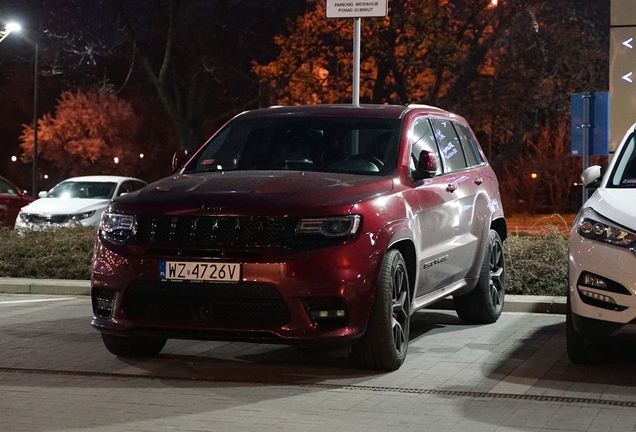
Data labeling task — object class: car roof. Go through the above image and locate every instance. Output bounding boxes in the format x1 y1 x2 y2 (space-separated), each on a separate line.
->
234 104 457 121
58 175 146 183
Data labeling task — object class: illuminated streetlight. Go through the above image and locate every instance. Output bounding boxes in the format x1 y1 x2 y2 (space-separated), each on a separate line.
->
0 22 21 44
114 157 120 164
11 155 17 162
139 153 144 159
530 172 538 180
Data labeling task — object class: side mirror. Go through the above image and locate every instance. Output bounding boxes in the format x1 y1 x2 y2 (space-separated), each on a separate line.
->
171 150 191 173
38 191 47 198
581 165 602 189
412 150 438 181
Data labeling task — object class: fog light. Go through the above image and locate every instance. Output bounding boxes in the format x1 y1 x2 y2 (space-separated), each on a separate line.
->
583 273 607 289
303 298 348 327
580 289 616 305
314 309 345 319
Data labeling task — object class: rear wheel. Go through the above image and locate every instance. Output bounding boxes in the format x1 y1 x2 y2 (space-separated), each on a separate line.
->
101 333 167 357
454 229 505 324
350 249 410 371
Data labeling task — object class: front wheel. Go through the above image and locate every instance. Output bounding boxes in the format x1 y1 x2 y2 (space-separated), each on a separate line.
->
566 296 607 365
101 333 167 357
454 229 505 324
350 249 410 371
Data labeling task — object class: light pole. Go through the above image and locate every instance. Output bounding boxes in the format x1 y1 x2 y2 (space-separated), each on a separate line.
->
32 40 38 197
0 22 39 197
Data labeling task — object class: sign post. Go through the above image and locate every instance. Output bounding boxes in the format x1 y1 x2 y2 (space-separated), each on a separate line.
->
325 1 388 106
571 91 609 204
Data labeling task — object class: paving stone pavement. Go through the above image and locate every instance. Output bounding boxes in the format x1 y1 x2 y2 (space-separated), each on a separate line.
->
0 293 635 432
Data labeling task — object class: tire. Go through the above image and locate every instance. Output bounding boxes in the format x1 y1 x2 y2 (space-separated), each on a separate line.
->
350 249 410 371
566 296 606 365
101 333 167 357
454 229 505 324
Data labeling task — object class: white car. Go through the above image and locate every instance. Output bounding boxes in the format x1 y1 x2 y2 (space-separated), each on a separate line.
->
15 175 147 230
567 122 636 364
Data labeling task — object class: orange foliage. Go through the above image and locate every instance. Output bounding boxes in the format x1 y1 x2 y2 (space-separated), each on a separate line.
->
20 91 142 177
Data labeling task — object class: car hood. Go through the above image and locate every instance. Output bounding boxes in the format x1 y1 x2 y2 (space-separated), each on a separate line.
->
587 188 636 230
20 198 110 215
115 171 394 216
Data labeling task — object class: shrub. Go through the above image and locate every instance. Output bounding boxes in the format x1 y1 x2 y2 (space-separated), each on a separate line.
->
0 217 573 297
504 215 570 297
0 225 96 280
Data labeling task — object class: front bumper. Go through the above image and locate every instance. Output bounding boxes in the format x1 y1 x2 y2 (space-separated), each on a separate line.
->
91 233 383 344
568 229 636 340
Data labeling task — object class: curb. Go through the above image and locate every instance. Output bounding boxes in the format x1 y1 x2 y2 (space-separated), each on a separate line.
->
428 295 566 315
0 278 567 315
0 278 90 296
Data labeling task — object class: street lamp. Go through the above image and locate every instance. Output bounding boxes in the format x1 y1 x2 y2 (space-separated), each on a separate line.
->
0 22 39 197
0 22 20 43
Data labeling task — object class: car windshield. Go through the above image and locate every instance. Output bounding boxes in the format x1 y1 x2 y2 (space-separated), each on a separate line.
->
608 132 636 188
46 181 117 199
183 116 401 176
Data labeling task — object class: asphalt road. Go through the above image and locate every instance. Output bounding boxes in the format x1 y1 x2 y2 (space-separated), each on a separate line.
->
1 293 635 432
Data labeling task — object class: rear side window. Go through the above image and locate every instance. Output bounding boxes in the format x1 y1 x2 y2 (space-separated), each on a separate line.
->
0 179 18 196
410 118 442 176
430 119 468 172
454 123 484 167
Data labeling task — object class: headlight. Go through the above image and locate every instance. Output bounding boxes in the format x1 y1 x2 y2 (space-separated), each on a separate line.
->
99 212 136 245
68 211 95 222
578 217 636 247
295 215 361 238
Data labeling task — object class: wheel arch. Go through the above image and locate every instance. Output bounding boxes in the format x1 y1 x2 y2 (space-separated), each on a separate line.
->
387 239 417 306
491 216 507 242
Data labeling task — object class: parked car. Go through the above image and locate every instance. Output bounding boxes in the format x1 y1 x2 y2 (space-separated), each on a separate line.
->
91 104 507 370
15 175 147 230
0 175 34 228
567 122 636 364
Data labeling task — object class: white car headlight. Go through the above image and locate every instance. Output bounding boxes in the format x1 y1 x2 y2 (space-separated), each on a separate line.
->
68 211 96 222
578 217 636 247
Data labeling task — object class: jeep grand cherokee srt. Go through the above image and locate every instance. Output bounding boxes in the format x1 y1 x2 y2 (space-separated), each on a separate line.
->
91 104 507 371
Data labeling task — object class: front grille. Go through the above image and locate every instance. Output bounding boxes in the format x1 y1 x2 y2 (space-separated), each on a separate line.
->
135 216 290 248
122 281 291 327
22 214 69 224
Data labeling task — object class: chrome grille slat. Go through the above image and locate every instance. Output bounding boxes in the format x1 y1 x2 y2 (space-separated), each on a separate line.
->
135 216 287 247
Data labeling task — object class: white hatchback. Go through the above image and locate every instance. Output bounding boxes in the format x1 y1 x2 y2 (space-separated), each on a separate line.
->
15 175 147 230
567 122 636 364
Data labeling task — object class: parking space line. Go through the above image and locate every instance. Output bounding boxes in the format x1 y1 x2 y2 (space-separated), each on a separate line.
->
0 297 76 305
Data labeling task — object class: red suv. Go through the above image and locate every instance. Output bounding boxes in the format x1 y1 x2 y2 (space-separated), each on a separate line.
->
0 175 34 228
92 104 507 370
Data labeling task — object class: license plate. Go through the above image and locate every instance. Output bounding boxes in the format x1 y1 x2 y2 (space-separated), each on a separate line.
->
160 261 241 282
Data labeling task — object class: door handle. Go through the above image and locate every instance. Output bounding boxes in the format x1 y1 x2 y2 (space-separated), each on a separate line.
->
474 177 484 185
446 183 458 193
